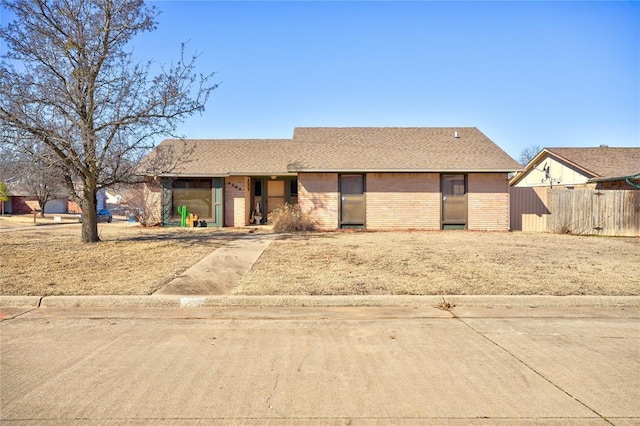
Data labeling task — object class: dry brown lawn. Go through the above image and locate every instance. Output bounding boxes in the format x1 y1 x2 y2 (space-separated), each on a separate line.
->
0 223 247 296
2 219 639 296
234 231 640 296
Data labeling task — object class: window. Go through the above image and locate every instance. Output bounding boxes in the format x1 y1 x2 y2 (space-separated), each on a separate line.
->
172 179 212 218
341 175 364 195
442 174 465 196
441 174 467 228
340 174 365 227
289 178 298 204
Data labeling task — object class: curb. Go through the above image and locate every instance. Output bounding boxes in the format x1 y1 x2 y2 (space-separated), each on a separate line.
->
2 295 639 309
0 296 43 308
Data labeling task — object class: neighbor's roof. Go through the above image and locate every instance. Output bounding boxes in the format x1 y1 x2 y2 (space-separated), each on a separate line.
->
510 147 640 185
146 127 521 176
546 147 640 180
289 127 521 172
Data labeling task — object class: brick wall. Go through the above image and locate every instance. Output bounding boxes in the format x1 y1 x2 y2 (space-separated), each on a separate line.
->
366 173 440 229
142 180 162 226
467 173 510 231
9 197 35 214
225 176 247 227
68 200 82 214
298 172 510 231
298 173 339 230
596 180 640 190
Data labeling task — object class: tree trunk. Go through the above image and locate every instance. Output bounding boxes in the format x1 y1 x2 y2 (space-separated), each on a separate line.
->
81 182 100 243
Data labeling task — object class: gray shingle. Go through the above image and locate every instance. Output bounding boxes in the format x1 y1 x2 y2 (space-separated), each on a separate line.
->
290 127 521 172
545 147 640 179
146 127 522 176
147 139 295 176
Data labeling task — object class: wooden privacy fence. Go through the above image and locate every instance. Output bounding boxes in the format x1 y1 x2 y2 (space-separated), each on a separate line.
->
509 186 550 233
510 187 640 236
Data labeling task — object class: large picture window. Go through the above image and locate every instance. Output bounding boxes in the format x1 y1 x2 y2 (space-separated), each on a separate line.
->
172 179 213 219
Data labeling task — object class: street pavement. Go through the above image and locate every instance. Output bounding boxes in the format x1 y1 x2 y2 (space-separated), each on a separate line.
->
1 305 638 425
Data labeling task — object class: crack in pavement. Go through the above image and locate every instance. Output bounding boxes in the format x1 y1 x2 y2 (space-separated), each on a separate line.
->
451 312 615 425
0 306 40 321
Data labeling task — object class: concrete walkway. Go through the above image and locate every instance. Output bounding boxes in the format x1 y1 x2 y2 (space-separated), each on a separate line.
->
154 233 279 296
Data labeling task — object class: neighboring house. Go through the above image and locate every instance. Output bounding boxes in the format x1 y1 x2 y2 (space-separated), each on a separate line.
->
509 146 640 233
144 127 522 230
106 190 123 206
3 184 69 214
510 146 640 190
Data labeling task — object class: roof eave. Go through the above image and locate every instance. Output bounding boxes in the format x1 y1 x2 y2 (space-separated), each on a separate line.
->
588 173 640 183
288 168 521 173
228 172 297 177
153 171 296 178
509 148 602 186
155 173 230 178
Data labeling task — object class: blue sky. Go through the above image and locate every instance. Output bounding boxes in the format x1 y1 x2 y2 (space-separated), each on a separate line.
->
3 1 639 160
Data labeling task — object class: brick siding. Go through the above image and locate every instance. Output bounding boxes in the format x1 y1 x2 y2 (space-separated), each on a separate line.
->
298 173 339 230
143 180 162 226
67 200 82 214
366 173 440 229
298 172 510 231
595 180 640 190
467 173 510 231
225 176 247 227
9 197 35 214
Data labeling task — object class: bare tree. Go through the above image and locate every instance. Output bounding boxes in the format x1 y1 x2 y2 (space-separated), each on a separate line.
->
518 145 542 166
0 0 217 242
12 144 67 217
0 144 19 216
125 179 164 226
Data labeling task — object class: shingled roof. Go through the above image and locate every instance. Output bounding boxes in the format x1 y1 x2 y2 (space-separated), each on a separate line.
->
510 147 640 185
289 127 521 172
147 127 521 176
146 139 296 176
544 147 640 180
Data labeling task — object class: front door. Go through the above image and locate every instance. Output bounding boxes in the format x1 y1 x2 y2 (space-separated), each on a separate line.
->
267 180 285 215
441 174 467 229
340 174 365 228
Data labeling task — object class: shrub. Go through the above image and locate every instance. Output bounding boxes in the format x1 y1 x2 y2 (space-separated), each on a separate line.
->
270 203 315 232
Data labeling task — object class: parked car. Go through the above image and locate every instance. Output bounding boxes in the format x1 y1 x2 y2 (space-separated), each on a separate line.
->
110 206 127 215
78 209 113 223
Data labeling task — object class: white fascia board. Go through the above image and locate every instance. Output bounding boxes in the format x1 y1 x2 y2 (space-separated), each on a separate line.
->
289 168 521 173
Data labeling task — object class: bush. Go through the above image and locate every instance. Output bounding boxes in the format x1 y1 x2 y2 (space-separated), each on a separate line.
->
270 203 315 232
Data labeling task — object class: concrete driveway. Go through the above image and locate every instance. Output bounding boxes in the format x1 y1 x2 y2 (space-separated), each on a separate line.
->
1 305 638 424
0 214 131 232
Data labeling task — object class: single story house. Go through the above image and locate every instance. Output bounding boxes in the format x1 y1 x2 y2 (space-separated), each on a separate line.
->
2 183 69 215
508 146 640 233
143 127 522 230
510 146 640 190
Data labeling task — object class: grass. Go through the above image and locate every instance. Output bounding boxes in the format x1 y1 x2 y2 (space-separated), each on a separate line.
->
1 218 638 296
0 222 250 296
233 231 640 296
